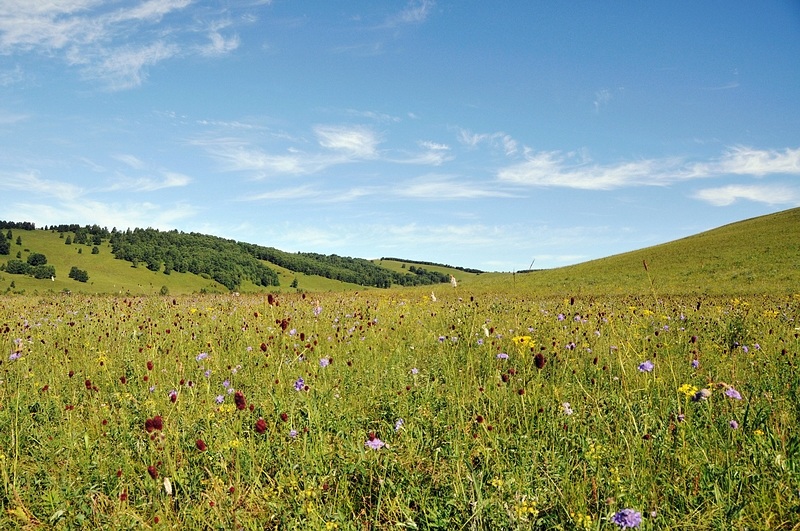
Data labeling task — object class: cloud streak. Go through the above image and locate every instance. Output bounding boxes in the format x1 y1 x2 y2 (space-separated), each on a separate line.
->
497 146 800 191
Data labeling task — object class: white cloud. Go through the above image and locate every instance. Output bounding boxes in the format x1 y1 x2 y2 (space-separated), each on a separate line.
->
498 146 800 190
0 171 84 200
457 128 517 156
83 41 179 90
497 151 675 190
396 175 514 199
314 125 380 159
692 184 800 206
690 146 800 177
0 0 251 89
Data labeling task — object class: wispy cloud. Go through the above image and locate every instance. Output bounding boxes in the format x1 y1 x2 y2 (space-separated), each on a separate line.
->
384 0 435 27
593 88 612 112
396 175 514 199
688 146 800 177
497 146 800 190
0 171 84 201
693 184 800 206
391 141 453 165
314 124 381 159
0 0 249 89
457 128 518 156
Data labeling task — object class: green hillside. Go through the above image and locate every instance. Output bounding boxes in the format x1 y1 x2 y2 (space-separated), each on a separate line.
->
467 208 800 296
1 207 798 296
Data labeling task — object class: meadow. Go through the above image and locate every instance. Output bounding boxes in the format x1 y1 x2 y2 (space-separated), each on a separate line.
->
1 289 798 529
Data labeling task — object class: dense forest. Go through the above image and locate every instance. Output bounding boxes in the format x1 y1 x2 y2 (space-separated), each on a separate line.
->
109 228 279 291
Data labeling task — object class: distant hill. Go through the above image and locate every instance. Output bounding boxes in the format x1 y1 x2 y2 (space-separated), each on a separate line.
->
1 208 798 296
0 223 451 295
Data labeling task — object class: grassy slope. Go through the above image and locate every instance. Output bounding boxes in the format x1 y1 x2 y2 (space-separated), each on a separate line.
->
0 230 369 296
469 207 800 296
2 207 798 296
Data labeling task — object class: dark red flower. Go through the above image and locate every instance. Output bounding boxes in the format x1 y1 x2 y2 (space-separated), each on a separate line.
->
147 360 154 371
534 353 546 369
234 391 246 410
196 439 207 451
280 412 288 422
254 418 267 434
147 465 158 479
145 415 163 433
260 342 268 352
85 379 93 390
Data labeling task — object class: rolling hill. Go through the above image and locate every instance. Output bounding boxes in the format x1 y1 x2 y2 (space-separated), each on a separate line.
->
1 207 798 296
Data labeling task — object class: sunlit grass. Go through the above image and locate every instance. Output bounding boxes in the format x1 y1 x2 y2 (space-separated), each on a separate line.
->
1 290 798 529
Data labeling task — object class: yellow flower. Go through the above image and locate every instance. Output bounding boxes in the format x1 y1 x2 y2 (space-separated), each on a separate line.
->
754 429 764 437
325 522 339 530
678 383 698 397
228 439 241 449
512 336 533 347
490 477 504 488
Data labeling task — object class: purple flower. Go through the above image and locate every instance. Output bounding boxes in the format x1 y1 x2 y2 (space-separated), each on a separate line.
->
395 418 404 432
729 420 739 429
289 429 298 438
222 379 230 389
319 357 330 368
438 336 446 343
8 351 21 362
313 305 322 317
215 395 224 404
611 508 642 528
204 369 212 379
294 377 305 391
410 367 419 375
742 345 749 353
638 360 654 372
196 352 208 362
557 313 565 321
562 402 574 415
365 435 385 450
496 352 509 360
691 359 700 369
725 387 742 400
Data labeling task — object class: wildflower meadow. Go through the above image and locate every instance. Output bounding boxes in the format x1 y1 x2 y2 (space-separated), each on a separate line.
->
1 291 798 529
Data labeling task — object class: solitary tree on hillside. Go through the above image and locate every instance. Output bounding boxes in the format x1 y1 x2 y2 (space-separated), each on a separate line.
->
27 253 47 266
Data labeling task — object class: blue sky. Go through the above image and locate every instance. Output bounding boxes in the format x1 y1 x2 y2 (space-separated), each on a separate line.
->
1 1 799 271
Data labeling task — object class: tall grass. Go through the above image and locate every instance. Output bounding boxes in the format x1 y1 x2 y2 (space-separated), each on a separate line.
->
1 290 798 529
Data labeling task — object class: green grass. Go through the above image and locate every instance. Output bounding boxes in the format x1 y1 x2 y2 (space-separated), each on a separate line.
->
0 291 798 528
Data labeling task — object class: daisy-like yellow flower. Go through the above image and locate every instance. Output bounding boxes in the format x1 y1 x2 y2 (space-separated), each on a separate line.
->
678 383 698 397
